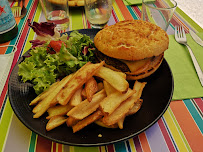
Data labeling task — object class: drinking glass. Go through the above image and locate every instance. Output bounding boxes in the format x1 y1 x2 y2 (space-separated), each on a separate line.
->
141 0 177 31
84 0 112 29
40 0 69 33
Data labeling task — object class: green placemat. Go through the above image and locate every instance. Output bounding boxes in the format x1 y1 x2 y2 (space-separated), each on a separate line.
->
123 0 155 5
165 33 203 100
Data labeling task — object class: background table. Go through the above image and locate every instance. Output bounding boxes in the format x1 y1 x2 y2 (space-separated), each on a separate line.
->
0 0 203 152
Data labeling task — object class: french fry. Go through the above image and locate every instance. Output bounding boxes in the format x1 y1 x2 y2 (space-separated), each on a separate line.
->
72 110 103 133
46 104 73 119
67 89 106 120
94 66 129 93
102 81 146 126
102 97 136 126
133 81 147 91
69 87 82 106
57 62 90 104
97 82 104 92
117 117 125 129
33 74 73 118
30 81 59 106
57 61 105 105
32 100 46 114
81 81 103 99
99 88 135 115
103 80 117 96
66 116 79 127
85 77 98 102
116 71 127 79
32 74 73 114
46 116 67 131
127 99 143 115
118 99 143 129
81 88 87 100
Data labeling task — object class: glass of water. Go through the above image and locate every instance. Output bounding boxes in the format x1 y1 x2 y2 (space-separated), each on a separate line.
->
84 0 112 29
141 0 177 32
41 0 69 33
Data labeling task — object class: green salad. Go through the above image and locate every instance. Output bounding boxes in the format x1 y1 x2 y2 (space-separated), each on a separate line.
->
18 30 95 95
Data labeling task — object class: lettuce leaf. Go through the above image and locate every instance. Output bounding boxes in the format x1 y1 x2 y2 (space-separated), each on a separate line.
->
18 31 95 95
28 19 56 36
18 48 57 94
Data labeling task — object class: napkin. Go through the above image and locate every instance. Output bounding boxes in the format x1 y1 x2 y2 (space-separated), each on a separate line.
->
165 33 203 100
123 0 155 5
0 45 17 95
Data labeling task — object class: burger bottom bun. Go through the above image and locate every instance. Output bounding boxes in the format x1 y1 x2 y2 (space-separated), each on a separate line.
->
126 54 164 80
126 57 163 80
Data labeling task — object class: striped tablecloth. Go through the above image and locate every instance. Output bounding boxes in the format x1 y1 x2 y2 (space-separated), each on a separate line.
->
0 0 203 152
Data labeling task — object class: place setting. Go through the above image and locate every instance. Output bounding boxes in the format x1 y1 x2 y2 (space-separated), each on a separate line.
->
8 20 174 146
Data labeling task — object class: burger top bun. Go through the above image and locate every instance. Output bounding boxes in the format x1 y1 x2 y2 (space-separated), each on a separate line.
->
94 20 169 61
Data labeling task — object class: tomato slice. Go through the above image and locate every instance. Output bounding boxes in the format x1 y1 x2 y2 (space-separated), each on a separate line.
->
47 40 66 54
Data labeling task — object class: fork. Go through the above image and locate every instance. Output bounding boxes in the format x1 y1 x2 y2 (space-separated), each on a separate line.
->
175 26 203 86
11 0 21 18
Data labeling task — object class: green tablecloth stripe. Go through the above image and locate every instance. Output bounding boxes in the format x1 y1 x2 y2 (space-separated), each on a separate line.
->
0 100 13 152
70 8 85 30
28 132 37 152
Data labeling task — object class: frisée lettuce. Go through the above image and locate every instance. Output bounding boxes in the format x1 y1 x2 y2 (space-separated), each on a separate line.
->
18 30 95 95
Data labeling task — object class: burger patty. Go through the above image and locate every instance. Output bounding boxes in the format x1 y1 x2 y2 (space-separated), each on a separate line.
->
95 48 164 76
95 49 131 72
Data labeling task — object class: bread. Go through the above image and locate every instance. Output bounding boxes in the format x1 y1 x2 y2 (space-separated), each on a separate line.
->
94 20 169 61
48 0 67 5
48 0 84 6
68 0 84 7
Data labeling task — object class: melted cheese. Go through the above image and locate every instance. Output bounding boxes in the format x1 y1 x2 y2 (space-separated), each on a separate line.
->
121 58 151 73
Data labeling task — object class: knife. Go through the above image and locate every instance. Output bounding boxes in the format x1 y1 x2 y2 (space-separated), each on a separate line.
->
189 29 203 47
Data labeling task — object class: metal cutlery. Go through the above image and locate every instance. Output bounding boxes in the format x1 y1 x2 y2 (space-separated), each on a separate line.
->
189 29 203 47
11 0 27 18
175 26 203 87
11 0 21 18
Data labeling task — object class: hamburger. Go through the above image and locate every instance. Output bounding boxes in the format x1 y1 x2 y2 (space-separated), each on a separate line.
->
94 20 169 80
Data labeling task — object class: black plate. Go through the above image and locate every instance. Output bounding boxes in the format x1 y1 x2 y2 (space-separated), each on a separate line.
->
8 29 174 146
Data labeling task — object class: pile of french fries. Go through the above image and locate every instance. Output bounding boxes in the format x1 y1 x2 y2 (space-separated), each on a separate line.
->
30 61 146 133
